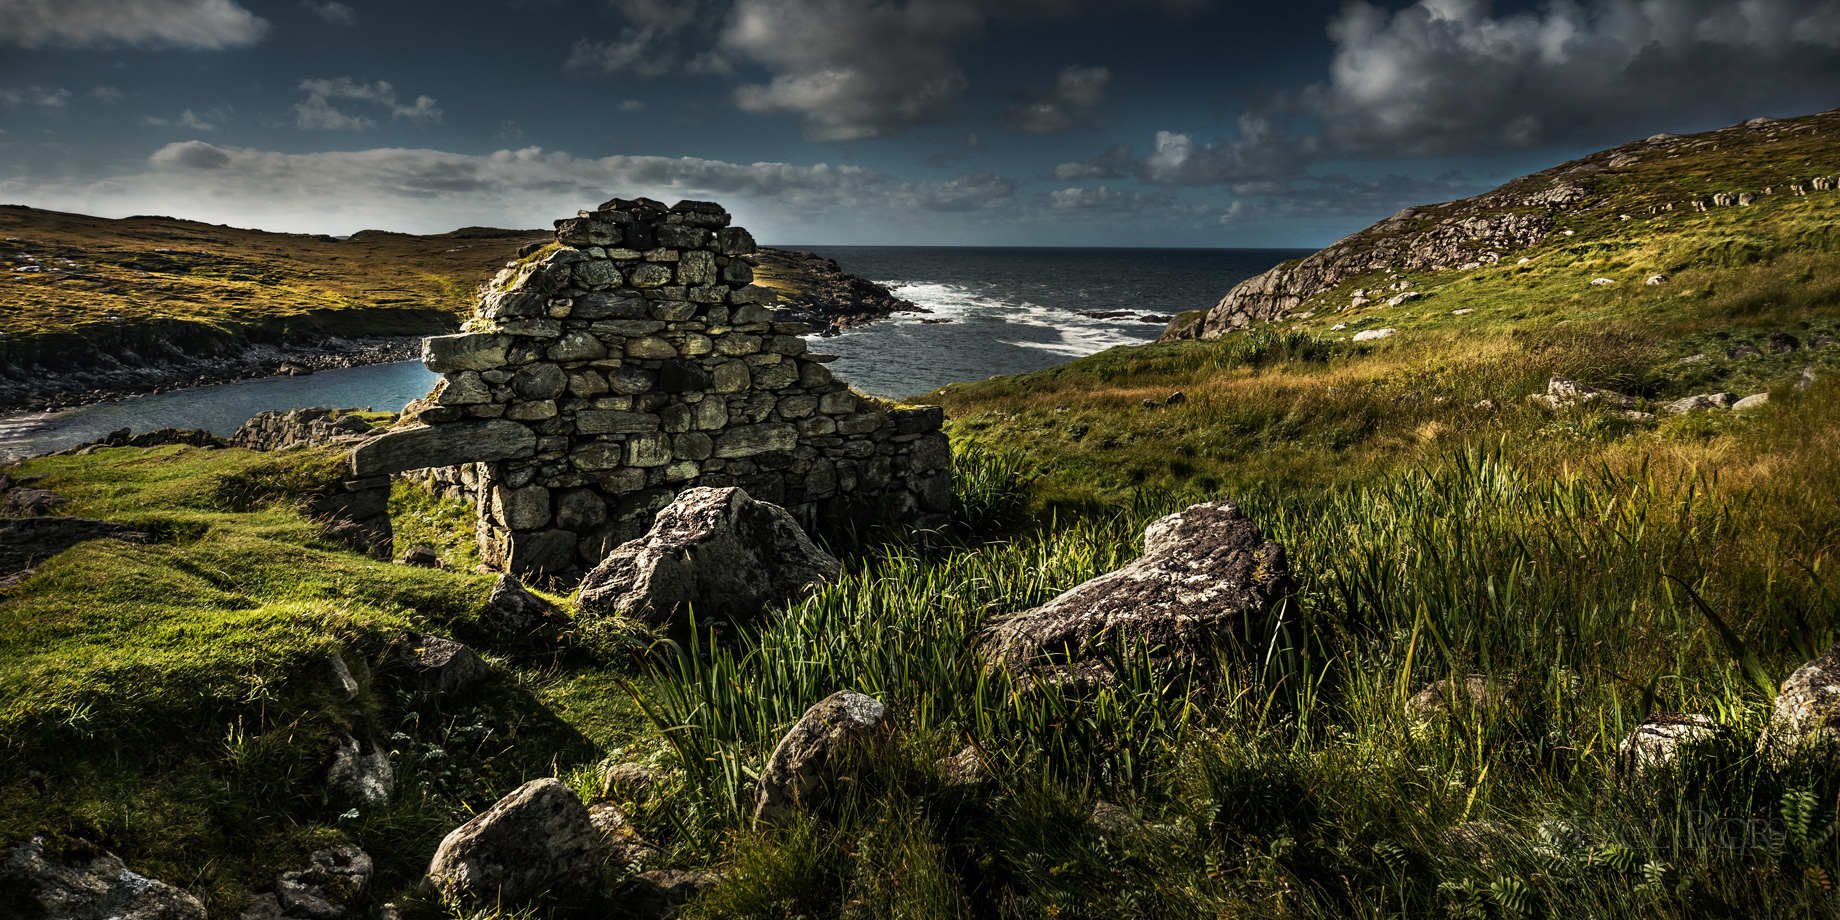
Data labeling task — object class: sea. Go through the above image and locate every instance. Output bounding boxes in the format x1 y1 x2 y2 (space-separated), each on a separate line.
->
0 246 1306 459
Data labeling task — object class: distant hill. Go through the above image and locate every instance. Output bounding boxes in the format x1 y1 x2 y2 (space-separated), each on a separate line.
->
1166 107 1840 342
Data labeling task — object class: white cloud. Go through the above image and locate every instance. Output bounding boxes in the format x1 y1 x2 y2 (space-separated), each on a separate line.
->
0 86 73 108
619 99 647 112
890 170 1017 211
1043 184 1148 215
145 108 221 130
302 1 354 24
566 0 719 75
1134 113 1310 186
1051 143 1129 180
1005 64 1110 133
295 78 443 131
0 0 268 49
90 86 127 103
1305 0 1840 156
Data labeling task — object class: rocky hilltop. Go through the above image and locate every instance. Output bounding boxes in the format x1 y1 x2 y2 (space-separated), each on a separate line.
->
1166 107 1840 341
751 248 925 336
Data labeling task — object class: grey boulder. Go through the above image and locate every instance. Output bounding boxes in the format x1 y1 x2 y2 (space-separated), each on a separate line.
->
399 632 490 695
754 690 892 826
240 846 373 920
1406 675 1509 720
484 574 565 632
327 714 392 805
980 500 1293 683
575 487 840 626
423 778 605 908
0 835 205 920
1619 712 1732 780
1761 642 1840 761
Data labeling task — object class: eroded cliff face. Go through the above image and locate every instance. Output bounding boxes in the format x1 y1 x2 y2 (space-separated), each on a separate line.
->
1166 109 1840 341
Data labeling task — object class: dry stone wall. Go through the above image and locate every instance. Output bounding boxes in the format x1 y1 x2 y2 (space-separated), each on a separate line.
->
354 197 951 584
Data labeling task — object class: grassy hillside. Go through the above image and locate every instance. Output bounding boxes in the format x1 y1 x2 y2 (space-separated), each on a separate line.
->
0 206 549 367
3 113 1840 920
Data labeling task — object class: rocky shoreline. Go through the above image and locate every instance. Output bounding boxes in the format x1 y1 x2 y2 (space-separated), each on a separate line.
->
0 335 432 414
755 248 928 336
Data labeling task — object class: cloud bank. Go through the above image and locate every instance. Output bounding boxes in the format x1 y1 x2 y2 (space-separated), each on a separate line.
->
0 0 268 49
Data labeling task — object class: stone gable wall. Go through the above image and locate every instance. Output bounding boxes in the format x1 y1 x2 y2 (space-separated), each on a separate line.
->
384 197 950 584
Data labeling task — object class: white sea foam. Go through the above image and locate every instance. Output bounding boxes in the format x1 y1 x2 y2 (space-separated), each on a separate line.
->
883 280 1158 357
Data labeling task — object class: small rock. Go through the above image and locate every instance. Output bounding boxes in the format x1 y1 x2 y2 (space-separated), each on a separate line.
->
1164 391 1186 405
600 762 665 802
1727 345 1763 360
423 778 604 908
0 835 207 920
1407 676 1506 720
484 574 564 632
1645 274 1668 285
1798 365 1818 390
1548 376 1637 408
1473 399 1498 410
629 870 725 920
1769 331 1802 353
1732 393 1770 411
1087 800 1142 836
1678 353 1708 364
327 652 360 702
1140 398 1158 409
327 714 392 805
399 632 490 695
246 846 373 920
1452 308 1475 315
754 690 893 826
1811 335 1838 349
1620 713 1731 780
939 746 989 787
586 801 656 869
1351 328 1398 342
1664 393 1737 414
1386 292 1420 307
398 545 444 568
1590 278 1616 285
1616 409 1656 421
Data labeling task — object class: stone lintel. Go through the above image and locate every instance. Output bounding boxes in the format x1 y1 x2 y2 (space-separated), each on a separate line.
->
349 420 536 477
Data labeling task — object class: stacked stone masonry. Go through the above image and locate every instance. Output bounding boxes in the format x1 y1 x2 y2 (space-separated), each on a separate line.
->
362 197 951 584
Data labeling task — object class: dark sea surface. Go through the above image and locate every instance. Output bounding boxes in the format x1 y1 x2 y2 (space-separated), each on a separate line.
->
803 246 1309 398
0 246 1306 457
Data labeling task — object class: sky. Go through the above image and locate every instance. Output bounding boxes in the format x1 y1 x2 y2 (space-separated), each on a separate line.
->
2 0 1839 247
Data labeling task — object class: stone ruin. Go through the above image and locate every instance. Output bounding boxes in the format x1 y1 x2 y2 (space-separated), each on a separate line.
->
350 197 952 584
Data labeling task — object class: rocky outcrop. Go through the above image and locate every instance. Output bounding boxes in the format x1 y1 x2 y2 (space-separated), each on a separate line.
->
327 714 392 805
754 690 893 826
423 778 604 908
483 574 566 632
366 197 952 585
980 500 1293 683
0 835 206 920
575 486 840 626
753 248 927 336
47 426 222 456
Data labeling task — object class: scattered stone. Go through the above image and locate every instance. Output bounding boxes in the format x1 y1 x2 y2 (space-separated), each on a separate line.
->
1732 393 1770 411
483 574 565 632
327 715 392 805
575 487 840 627
600 763 666 803
1619 713 1732 780
939 746 990 787
1385 292 1420 307
1769 331 1802 353
1645 274 1667 285
1811 335 1839 350
754 690 893 826
628 870 725 920
981 500 1293 684
1140 398 1159 409
1726 345 1764 360
399 632 490 695
423 778 604 908
1799 365 1819 390
1590 278 1616 285
1761 642 1840 761
1547 376 1639 409
1678 353 1708 364
1616 409 1657 421
1407 676 1507 720
0 835 206 920
1087 800 1143 836
398 545 445 569
327 652 360 702
1452 308 1475 315
586 801 656 869
1352 328 1398 342
1164 391 1186 405
1664 393 1738 414
240 846 373 920
1473 399 1499 410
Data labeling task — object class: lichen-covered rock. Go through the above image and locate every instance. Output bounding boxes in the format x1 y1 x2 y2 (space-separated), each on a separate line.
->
0 835 205 920
1620 712 1732 779
241 846 373 920
1406 675 1508 720
423 778 604 908
575 487 840 626
327 714 392 805
483 574 564 632
1761 643 1840 761
979 500 1293 683
399 632 490 695
753 691 892 826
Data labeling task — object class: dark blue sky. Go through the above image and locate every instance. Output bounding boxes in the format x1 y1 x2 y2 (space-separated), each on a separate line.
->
3 0 1838 245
